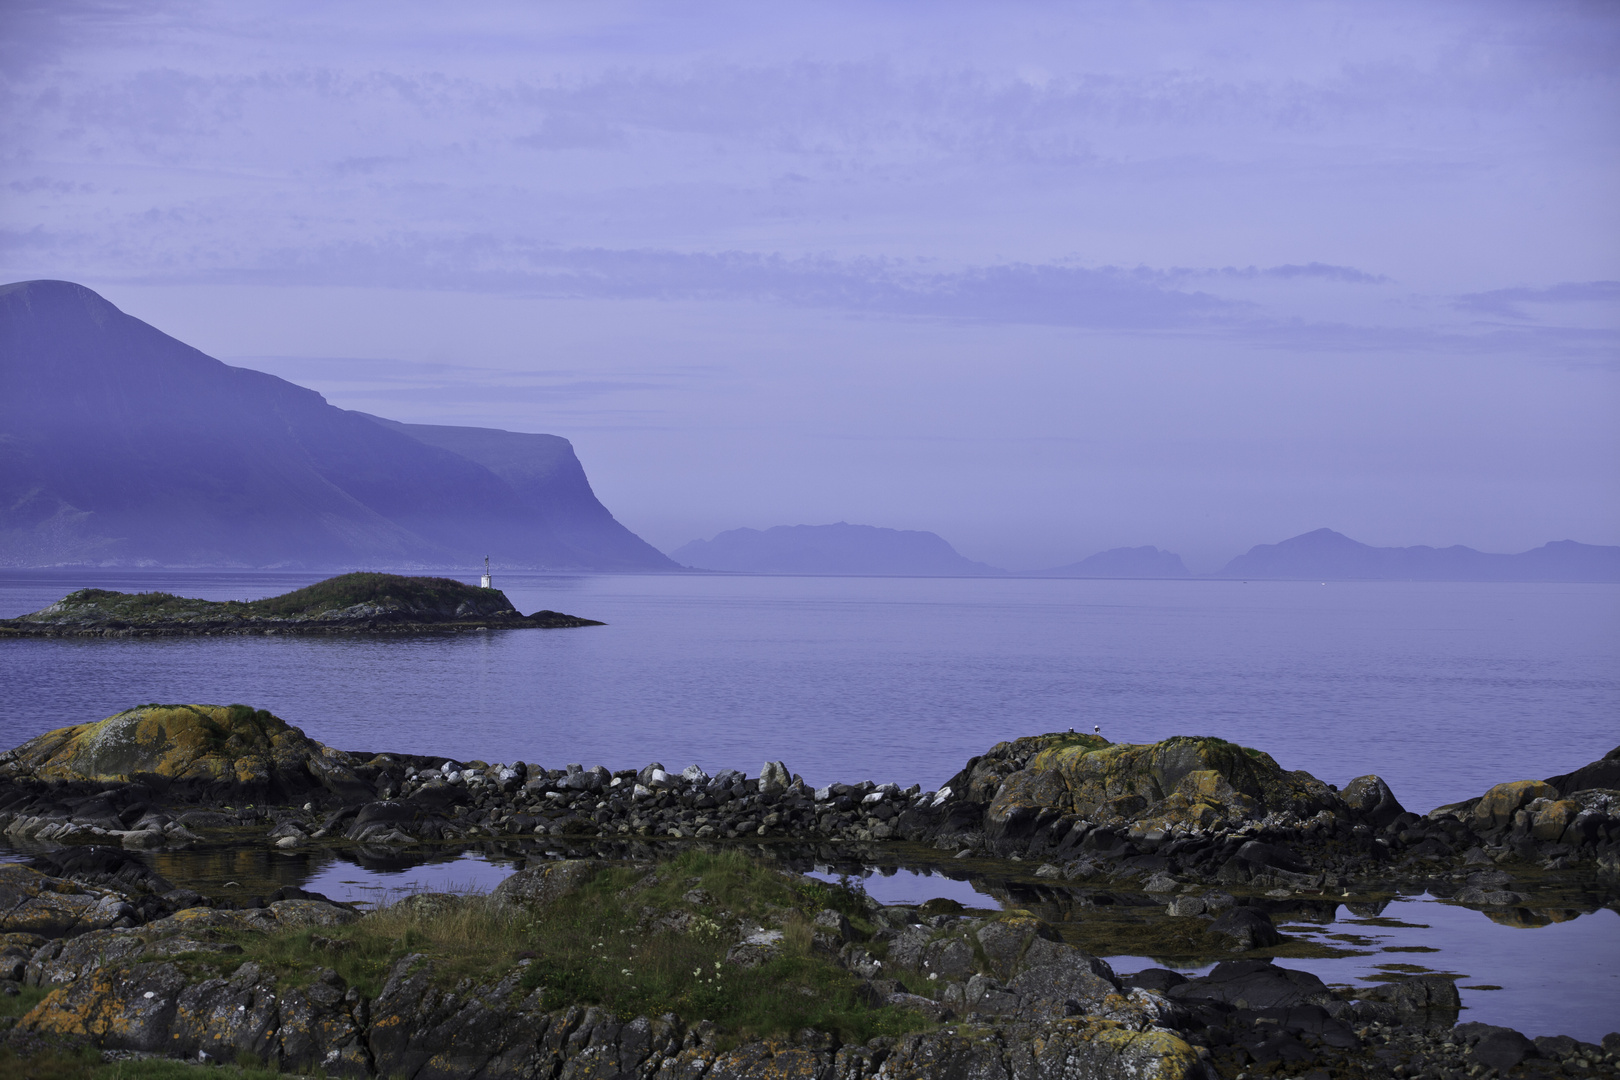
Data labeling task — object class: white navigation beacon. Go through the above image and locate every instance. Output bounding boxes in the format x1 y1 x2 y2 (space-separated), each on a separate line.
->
480 556 492 589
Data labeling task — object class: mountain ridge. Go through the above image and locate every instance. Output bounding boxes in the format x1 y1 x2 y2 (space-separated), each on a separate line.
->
671 522 1004 576
0 279 674 570
1215 528 1620 582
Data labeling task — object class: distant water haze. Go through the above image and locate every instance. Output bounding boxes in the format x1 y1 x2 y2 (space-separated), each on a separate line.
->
672 522 1619 581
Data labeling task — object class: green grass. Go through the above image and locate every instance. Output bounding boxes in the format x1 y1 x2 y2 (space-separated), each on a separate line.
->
1 986 50 1018
28 573 508 624
246 573 501 617
181 850 934 1047
0 1048 285 1080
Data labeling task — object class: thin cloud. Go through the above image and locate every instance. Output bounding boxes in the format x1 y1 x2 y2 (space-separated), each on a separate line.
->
1454 281 1620 320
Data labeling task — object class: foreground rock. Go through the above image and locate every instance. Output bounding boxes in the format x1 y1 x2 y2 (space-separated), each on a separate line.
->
925 733 1620 899
0 704 370 804
3 710 1617 916
6 856 1615 1079
3 860 1211 1080
0 572 602 638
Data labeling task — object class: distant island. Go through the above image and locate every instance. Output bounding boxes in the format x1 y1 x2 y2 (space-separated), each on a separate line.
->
672 523 1618 582
671 522 1005 576
1023 545 1190 579
1214 528 1620 582
0 279 675 571
0 572 603 637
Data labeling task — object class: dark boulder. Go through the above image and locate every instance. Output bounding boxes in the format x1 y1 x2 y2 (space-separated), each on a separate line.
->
1206 907 1282 950
1353 973 1460 1026
1341 775 1406 828
1235 840 1306 874
1545 745 1620 796
1460 1023 1538 1072
1124 968 1189 993
1169 960 1333 1010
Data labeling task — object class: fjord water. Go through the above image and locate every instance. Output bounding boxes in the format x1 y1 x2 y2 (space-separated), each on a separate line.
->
3 570 1619 1039
1 571 1615 811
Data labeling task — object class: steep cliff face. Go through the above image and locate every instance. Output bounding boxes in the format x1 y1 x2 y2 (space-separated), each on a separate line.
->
362 417 671 570
0 280 674 570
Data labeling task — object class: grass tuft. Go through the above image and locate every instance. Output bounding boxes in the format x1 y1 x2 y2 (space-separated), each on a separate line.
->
193 849 929 1046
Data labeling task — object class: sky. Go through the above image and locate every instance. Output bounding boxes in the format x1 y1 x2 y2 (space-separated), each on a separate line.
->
2 0 1617 571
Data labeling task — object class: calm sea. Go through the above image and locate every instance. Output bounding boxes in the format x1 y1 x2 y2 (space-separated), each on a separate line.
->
3 570 1619 1040
1 571 1615 811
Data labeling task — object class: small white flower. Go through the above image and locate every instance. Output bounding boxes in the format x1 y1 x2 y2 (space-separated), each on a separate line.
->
928 972 938 981
622 969 632 976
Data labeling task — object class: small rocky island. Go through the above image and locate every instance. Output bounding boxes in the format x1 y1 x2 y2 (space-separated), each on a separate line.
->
0 572 603 637
0 706 1616 1078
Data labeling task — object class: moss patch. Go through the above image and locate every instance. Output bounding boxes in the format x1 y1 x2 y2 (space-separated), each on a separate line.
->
187 850 934 1046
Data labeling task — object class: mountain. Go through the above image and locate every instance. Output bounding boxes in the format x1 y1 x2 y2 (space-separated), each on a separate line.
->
1218 528 1620 582
0 279 675 570
671 523 1005 575
1027 546 1190 578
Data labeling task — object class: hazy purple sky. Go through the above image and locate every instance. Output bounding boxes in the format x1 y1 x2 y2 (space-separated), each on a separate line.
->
3 1 1617 569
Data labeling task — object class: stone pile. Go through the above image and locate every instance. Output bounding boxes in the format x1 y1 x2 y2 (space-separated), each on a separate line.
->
1 708 1617 911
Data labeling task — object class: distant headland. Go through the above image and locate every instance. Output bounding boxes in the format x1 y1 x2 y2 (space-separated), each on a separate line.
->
0 279 675 571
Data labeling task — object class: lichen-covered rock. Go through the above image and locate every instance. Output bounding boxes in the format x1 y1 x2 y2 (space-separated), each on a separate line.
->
0 864 135 937
1529 799 1582 841
0 704 366 800
1470 780 1560 832
489 858 603 908
974 734 1341 841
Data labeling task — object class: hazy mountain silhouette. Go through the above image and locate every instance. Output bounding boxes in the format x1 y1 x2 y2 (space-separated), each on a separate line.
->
1218 528 1620 582
672 523 1005 575
1027 546 1190 578
0 279 675 570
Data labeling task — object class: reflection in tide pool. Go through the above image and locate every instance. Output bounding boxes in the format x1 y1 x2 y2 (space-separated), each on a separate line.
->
804 867 1000 910
300 850 519 907
1106 898 1620 1043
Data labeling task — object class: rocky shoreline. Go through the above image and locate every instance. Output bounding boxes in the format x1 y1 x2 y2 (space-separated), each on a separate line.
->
0 704 1617 1078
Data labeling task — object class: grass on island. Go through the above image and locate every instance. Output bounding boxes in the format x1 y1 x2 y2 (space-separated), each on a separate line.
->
245 573 502 617
167 849 936 1048
28 573 507 623
0 1048 285 1080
